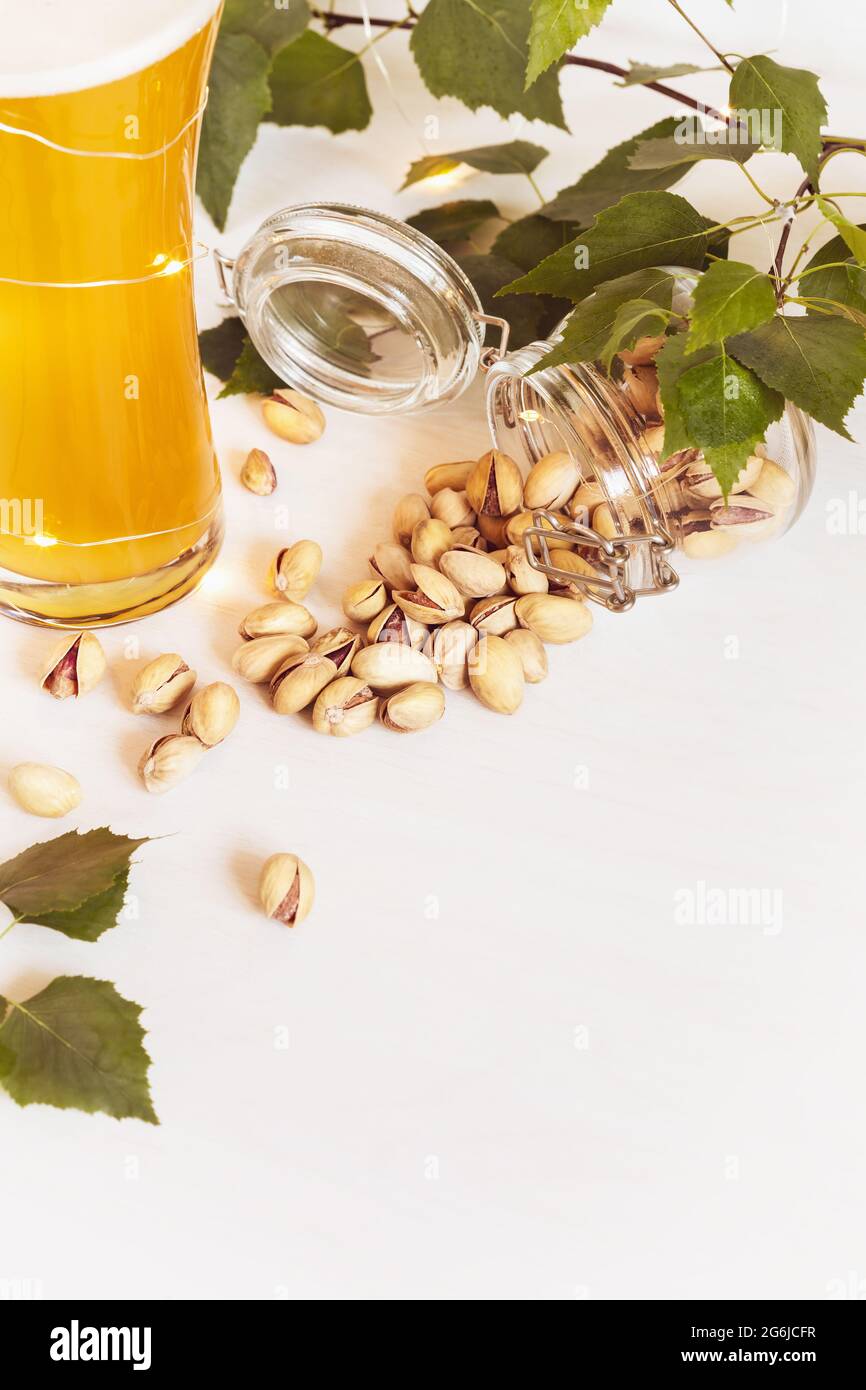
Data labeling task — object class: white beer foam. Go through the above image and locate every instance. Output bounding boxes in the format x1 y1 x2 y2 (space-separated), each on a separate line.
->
0 0 222 97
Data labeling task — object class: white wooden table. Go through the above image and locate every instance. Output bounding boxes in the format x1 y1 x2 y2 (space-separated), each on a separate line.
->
2 0 865 1299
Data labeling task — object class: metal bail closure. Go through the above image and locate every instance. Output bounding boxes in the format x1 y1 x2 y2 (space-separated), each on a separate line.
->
213 203 487 416
523 510 680 613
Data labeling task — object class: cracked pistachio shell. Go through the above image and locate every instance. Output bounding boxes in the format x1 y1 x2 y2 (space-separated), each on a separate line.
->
41 631 106 700
505 509 567 547
709 494 779 541
567 480 606 518
468 633 524 715
130 653 196 714
232 634 309 684
259 853 315 926
686 452 762 500
139 734 205 793
424 459 474 496
423 620 477 691
271 651 338 713
515 593 593 644
312 677 379 737
181 681 240 746
393 493 430 548
504 629 548 683
750 458 796 509
380 681 445 734
367 603 429 650
8 762 82 818
342 578 388 624
240 601 317 640
370 542 415 591
523 451 580 511
504 544 548 596
430 487 475 530
262 388 325 444
351 641 438 692
470 594 519 636
240 447 276 496
393 564 463 625
272 539 322 601
311 627 362 675
450 525 487 551
439 547 507 599
410 516 453 567
476 512 511 548
466 450 523 518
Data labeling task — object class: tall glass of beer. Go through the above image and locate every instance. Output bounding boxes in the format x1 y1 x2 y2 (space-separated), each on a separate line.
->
0 0 224 625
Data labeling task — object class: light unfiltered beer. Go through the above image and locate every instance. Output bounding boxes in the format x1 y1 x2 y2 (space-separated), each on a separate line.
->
0 0 223 622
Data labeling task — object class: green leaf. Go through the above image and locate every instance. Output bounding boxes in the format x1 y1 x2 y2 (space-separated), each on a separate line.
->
268 30 372 133
525 0 613 87
503 191 714 301
676 349 785 455
411 0 566 129
531 267 676 372
540 117 706 224
218 338 284 398
458 253 551 350
628 130 762 170
199 316 247 382
12 871 131 944
686 259 777 351
729 315 866 439
816 198 866 265
0 828 150 920
492 214 577 271
703 435 765 495
197 33 272 231
221 0 309 53
401 140 548 189
599 299 672 371
654 333 701 459
407 199 501 245
0 978 157 1123
614 60 720 87
729 54 827 182
797 231 866 323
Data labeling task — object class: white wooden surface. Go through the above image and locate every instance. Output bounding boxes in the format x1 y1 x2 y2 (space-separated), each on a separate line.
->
2 1 865 1300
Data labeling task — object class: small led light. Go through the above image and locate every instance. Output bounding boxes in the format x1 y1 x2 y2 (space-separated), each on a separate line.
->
161 259 184 276
150 253 167 268
29 533 58 548
518 409 541 422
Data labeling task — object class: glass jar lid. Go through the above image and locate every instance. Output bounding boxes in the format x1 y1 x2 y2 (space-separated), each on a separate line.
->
218 202 487 415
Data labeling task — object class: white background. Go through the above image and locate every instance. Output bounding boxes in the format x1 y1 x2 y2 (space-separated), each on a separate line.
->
2 0 865 1300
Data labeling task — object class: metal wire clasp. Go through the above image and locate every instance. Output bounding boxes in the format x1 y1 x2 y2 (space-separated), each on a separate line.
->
523 510 680 613
474 313 511 370
213 250 236 305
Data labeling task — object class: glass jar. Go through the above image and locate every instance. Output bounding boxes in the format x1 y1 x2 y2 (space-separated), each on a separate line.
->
218 204 816 614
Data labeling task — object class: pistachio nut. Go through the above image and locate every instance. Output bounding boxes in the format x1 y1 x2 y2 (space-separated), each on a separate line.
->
342 578 388 624
466 449 524 518
709 494 779 541
271 651 338 714
424 459 475 496
523 451 580 511
468 633 524 715
567 480 606 519
239 600 317 640
622 363 661 420
380 681 445 734
312 677 379 737
430 487 475 530
262 387 325 444
439 548 507 598
240 447 277 496
393 493 430 548
41 631 106 700
592 503 619 540
393 564 463 625
469 594 519 636
272 539 322 601
311 627 362 675
450 525 487 551
369 542 415 591
750 457 796 509
232 634 309 683
686 452 763 500
504 509 567 547
546 547 599 598
130 653 196 714
423 620 478 691
642 424 666 456
618 333 665 366
8 762 82 818
682 526 739 559
182 681 241 746
259 853 315 926
367 602 429 650
410 516 453 567
504 544 548 595
504 629 548 684
351 641 438 692
476 512 511 548
515 592 592 644
139 733 205 793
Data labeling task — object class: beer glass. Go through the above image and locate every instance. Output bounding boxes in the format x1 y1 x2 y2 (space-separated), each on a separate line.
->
0 0 223 626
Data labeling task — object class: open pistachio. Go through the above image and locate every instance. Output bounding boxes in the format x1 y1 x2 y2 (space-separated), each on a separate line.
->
439 548 507 598
41 631 106 700
240 447 277 496
262 388 325 444
466 449 523 517
140 733 205 793
311 627 362 675
182 681 241 746
750 457 796 509
272 539 322 601
351 641 438 692
367 603 429 650
342 578 388 624
424 459 475 496
450 525 487 551
259 853 315 925
232 634 309 683
515 592 592 644
394 564 463 625
470 594 519 635
686 452 762 500
312 677 379 737
9 762 82 818
430 487 475 530
423 620 478 690
523 452 580 511
239 600 317 640
468 633 524 715
504 544 548 595
709 494 779 541
370 542 415 591
271 651 338 714
393 493 430 548
504 629 548 683
380 682 445 734
131 654 196 714
476 512 511 548
410 516 453 567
